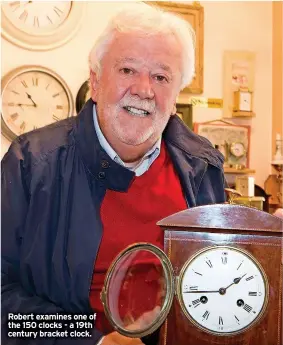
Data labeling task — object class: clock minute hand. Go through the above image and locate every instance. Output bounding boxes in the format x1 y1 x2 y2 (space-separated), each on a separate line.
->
225 273 247 290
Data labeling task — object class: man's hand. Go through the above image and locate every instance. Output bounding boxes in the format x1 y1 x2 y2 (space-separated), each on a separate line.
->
100 307 161 344
274 208 283 219
101 331 145 345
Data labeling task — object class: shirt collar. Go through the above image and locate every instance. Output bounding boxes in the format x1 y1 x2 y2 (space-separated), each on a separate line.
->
93 104 161 176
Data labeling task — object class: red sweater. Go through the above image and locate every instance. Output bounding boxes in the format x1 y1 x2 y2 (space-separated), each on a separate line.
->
89 141 187 333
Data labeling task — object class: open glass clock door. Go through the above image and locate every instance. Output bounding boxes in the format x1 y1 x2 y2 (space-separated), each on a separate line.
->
100 243 174 338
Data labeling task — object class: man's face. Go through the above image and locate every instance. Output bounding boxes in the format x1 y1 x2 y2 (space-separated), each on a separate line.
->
90 32 183 159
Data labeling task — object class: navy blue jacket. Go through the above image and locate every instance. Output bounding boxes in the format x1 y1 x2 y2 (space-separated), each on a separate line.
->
1 99 226 344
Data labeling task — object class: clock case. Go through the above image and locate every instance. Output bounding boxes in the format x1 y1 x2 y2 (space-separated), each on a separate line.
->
1 65 74 141
101 204 283 345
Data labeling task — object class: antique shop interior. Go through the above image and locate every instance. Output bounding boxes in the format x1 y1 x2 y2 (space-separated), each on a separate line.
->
1 1 283 213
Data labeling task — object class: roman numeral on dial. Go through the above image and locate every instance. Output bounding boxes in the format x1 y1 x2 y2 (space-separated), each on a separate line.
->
248 292 258 296
243 304 252 313
202 311 210 320
219 316 223 325
192 299 201 307
189 286 198 291
52 115 60 121
205 259 213 268
246 276 254 281
221 256 227 265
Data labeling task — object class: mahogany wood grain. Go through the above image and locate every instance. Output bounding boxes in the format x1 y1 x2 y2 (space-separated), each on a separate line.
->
157 204 283 345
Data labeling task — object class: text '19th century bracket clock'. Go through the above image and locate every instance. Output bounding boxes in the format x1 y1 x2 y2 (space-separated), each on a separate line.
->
101 204 283 345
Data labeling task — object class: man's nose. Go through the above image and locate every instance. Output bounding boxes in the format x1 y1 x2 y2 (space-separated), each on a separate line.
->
130 73 154 100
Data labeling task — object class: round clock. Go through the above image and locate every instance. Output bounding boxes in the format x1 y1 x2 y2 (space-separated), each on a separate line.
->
1 1 85 50
1 65 74 140
100 243 268 339
178 246 268 335
229 142 246 158
76 79 90 114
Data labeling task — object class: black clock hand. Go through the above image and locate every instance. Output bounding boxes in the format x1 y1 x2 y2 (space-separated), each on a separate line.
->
25 92 37 107
183 290 219 294
225 273 247 290
17 103 36 107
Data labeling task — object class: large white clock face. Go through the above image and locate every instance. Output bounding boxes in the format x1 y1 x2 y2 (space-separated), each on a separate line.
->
179 247 268 335
2 1 71 35
1 67 72 139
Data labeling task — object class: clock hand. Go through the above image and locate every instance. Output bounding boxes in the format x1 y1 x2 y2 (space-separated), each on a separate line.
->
183 290 219 294
17 103 36 107
225 273 247 290
25 92 37 107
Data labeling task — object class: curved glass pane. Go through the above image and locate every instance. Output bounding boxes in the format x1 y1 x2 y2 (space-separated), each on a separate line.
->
106 248 167 333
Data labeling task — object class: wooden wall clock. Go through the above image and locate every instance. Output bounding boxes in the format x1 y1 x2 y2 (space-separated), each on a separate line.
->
1 1 85 50
1 65 74 140
100 204 283 345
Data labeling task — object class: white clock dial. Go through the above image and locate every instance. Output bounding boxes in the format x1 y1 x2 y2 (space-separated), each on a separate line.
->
1 66 73 140
1 2 85 51
230 142 246 158
2 1 71 35
239 92 252 112
179 247 268 335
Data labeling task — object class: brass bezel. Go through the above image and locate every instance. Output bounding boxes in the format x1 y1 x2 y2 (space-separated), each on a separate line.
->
176 245 269 336
1 65 74 141
229 142 247 158
100 243 174 338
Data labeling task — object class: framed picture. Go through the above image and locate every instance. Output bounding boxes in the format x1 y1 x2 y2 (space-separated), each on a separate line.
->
176 103 193 129
194 121 251 168
223 51 256 118
148 1 204 94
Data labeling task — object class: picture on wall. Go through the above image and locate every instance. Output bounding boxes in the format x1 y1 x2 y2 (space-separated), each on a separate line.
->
148 1 204 94
223 51 256 118
194 121 251 169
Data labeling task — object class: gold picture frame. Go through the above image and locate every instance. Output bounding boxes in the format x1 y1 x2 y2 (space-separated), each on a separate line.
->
148 1 204 94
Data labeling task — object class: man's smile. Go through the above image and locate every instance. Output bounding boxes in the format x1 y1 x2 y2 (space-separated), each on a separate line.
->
123 106 151 117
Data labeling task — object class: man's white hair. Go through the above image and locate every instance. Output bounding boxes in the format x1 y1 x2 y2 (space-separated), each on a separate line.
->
88 2 195 90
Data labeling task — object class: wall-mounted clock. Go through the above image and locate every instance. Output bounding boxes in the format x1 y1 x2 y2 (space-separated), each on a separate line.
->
1 65 74 141
76 79 90 114
1 1 85 50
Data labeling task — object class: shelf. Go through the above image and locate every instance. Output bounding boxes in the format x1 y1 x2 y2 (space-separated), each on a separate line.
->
224 168 256 174
232 111 255 118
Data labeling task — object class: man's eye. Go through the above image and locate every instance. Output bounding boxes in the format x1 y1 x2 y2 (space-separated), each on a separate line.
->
154 75 168 83
120 68 133 75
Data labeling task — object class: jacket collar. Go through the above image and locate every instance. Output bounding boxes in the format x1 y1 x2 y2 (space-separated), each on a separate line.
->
74 99 135 192
163 115 224 170
74 99 224 191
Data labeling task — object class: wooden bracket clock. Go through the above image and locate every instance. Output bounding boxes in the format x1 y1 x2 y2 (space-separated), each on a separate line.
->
101 204 283 345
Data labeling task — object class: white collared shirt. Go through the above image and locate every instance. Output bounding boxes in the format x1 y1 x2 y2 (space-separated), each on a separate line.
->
93 105 161 177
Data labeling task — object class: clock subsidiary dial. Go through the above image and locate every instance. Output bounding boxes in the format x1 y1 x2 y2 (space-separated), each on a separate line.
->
1 66 74 140
179 247 268 335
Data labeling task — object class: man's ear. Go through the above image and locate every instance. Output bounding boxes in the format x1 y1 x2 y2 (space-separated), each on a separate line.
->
89 70 99 102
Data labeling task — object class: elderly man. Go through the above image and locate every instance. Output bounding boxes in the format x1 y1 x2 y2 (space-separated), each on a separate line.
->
1 3 226 345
